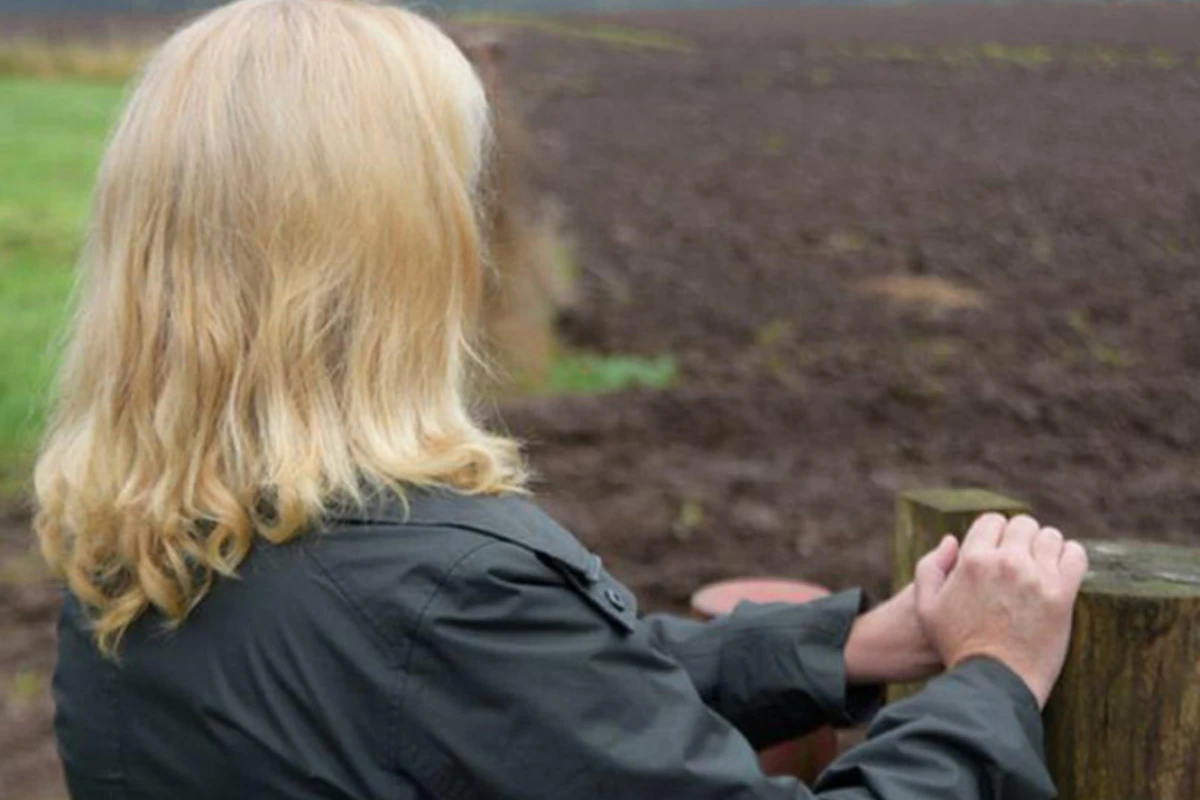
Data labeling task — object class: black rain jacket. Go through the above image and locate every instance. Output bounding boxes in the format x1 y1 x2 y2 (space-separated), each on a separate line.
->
54 489 1058 799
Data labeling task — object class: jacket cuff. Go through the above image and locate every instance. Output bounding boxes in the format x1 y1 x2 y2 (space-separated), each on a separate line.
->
718 588 883 748
951 656 1044 741
808 588 885 727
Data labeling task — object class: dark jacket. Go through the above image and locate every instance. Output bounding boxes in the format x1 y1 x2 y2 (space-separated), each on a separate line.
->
54 489 1057 799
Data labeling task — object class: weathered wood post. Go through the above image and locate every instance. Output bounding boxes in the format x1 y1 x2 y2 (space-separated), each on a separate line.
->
889 488 1029 702
891 488 1200 798
1043 540 1200 799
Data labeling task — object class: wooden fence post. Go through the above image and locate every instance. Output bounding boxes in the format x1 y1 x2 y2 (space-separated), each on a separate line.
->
891 488 1200 798
890 488 1028 702
1043 540 1200 799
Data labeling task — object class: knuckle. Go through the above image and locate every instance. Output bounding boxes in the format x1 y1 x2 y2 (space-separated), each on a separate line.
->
1044 572 1079 601
961 551 988 576
1016 566 1040 589
997 551 1024 577
1016 573 1040 596
1039 579 1063 603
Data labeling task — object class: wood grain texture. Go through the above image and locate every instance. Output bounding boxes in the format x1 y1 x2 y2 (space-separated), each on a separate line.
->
1044 540 1200 800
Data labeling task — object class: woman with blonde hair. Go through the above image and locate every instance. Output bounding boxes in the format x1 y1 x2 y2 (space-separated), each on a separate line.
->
39 1 1088 797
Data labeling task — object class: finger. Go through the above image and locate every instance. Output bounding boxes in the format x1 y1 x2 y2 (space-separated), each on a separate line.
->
931 534 960 574
915 535 959 609
1000 514 1039 557
1032 526 1065 570
961 513 1006 556
1060 540 1090 591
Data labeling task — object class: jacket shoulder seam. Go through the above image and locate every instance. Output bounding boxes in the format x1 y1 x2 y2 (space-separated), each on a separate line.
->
391 538 503 800
302 546 408 664
398 536 504 694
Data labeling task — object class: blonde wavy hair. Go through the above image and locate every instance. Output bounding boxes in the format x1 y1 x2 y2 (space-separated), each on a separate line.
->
34 0 526 655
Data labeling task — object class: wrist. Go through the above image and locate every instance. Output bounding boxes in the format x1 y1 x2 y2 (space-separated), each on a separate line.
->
950 650 1050 709
844 602 942 685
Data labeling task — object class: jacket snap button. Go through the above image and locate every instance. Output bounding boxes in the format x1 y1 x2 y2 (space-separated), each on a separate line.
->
603 588 627 611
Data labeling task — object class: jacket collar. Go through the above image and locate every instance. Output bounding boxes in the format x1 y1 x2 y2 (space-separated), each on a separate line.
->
327 487 603 583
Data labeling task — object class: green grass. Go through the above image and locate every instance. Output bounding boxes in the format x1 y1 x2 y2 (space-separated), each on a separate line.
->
542 353 678 396
0 78 125 486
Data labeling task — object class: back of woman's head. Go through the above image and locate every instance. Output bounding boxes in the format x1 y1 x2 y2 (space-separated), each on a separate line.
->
34 0 525 654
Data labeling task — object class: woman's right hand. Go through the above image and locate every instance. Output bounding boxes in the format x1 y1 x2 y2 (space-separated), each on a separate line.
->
914 513 1089 709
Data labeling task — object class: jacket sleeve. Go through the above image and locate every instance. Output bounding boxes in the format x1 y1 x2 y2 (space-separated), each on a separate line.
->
400 540 1057 800
640 593 881 747
814 658 1056 798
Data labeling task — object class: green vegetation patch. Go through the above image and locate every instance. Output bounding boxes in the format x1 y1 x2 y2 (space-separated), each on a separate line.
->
541 352 678 396
0 79 125 484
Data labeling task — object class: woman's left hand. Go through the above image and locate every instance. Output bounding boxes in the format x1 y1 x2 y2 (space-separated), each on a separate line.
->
842 538 958 685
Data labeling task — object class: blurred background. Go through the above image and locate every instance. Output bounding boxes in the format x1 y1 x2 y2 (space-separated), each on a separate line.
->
3 0 1200 797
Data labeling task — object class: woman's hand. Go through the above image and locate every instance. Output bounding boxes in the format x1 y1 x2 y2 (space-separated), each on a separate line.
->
915 514 1088 709
842 545 957 685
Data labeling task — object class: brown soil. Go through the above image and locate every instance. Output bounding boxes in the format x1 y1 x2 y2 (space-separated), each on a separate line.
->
5 5 1200 797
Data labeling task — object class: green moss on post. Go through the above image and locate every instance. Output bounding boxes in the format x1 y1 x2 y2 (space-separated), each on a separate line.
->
1044 540 1200 799
889 488 1029 702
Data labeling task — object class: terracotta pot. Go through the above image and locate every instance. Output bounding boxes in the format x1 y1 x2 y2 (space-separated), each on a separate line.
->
690 578 839 784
